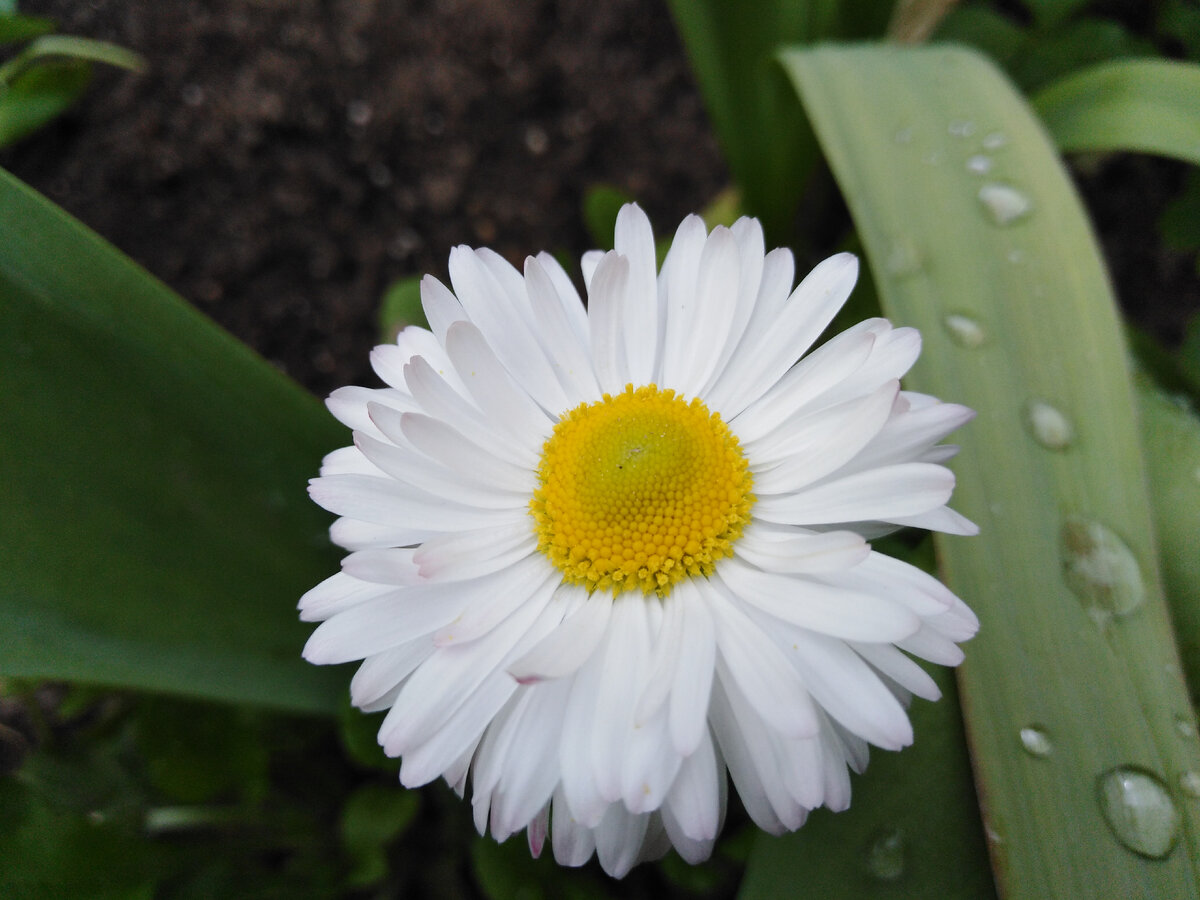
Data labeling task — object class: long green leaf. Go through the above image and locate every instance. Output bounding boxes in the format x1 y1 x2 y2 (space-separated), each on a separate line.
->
780 44 1200 897
0 60 90 149
1137 380 1200 703
0 167 345 714
1033 59 1200 165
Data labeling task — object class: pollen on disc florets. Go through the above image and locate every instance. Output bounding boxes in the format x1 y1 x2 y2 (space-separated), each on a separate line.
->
530 384 755 597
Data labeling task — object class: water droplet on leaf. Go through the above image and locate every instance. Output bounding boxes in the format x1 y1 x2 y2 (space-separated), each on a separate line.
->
948 119 976 138
885 239 923 278
1060 517 1145 620
1024 399 1073 450
1176 714 1196 740
1019 726 1053 758
966 154 993 174
864 828 906 881
893 127 913 145
982 131 1007 150
978 183 1033 226
1179 771 1200 798
943 314 986 348
1097 767 1180 859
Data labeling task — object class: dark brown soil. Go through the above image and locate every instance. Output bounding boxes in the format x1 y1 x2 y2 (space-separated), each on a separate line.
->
3 0 1195 401
3 0 726 396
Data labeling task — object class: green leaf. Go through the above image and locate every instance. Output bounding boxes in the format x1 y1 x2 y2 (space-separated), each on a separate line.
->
663 0 845 240
0 167 346 714
1021 0 1092 30
0 14 56 45
339 784 419 887
1033 59 1200 164
1159 170 1200 255
934 7 1029 67
780 43 1200 897
740 667 994 900
0 33 144 83
0 59 90 148
1007 18 1153 93
582 184 634 250
378 275 426 343
1136 380 1200 703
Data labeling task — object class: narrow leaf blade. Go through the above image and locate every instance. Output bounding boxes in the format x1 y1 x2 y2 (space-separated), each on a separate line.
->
1033 59 1200 164
0 168 345 714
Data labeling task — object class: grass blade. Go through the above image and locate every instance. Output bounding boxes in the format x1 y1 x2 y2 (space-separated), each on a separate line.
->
1032 59 1200 164
0 168 345 714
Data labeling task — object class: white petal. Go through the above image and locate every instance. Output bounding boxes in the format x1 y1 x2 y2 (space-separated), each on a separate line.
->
580 250 604 293
704 582 819 740
551 786 597 867
674 226 741 396
329 516 433 551
309 473 523 531
657 215 709 391
669 580 717 756
298 570 393 622
535 251 589 344
340 548 421 585
707 253 859 418
414 522 540 582
750 381 900 493
851 642 941 702
524 256 601 404
717 558 920 643
730 328 876 444
663 730 721 842
350 641 432 707
753 462 956 526
447 247 570 413
594 804 650 879
434 557 557 647
613 203 659 384
399 411 536 494
445 321 553 451
734 528 870 575
508 586 611 683
302 584 466 664
588 251 632 394
419 274 464 345
400 356 536 469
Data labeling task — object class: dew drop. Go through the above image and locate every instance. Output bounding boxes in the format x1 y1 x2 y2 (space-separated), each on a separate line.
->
1007 248 1026 265
1060 517 1145 619
1024 399 1073 451
885 239 923 278
864 827 906 881
1019 726 1053 758
1096 767 1180 859
1176 714 1196 740
982 131 1007 150
966 154 993 174
978 183 1034 226
893 127 914 145
943 313 986 348
948 119 976 138
1179 771 1200 799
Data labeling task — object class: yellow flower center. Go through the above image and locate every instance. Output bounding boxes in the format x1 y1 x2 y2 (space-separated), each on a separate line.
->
530 384 754 597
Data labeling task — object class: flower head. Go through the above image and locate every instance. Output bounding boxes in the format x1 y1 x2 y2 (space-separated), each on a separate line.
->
301 204 978 877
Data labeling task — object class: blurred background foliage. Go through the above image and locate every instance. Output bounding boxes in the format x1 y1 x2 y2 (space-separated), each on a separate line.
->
2 0 1199 897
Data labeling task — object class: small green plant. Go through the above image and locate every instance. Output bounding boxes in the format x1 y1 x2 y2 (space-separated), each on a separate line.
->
0 2 143 148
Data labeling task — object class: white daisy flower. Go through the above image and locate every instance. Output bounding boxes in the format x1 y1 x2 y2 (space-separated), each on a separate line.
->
301 204 978 877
